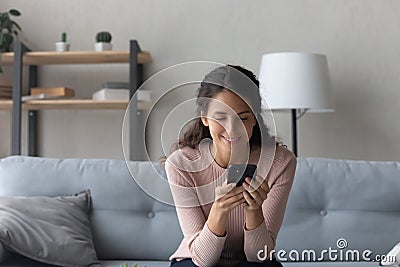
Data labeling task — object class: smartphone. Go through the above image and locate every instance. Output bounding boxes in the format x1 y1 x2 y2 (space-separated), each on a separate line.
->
227 164 257 187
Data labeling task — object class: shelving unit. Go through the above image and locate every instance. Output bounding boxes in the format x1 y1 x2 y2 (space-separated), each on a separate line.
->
0 99 151 110
0 40 152 160
0 50 152 65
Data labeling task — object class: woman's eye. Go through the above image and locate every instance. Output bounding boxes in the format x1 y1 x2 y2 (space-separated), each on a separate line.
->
213 117 248 121
236 117 248 121
214 117 226 121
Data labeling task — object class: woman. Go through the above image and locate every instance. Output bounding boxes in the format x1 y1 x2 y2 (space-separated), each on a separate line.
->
165 65 297 267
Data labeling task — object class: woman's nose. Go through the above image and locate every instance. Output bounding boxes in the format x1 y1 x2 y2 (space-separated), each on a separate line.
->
224 118 245 137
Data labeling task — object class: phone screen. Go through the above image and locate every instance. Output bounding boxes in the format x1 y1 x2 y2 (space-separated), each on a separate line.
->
227 164 257 186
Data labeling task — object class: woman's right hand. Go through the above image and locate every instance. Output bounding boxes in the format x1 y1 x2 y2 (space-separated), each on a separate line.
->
214 184 246 214
206 184 245 236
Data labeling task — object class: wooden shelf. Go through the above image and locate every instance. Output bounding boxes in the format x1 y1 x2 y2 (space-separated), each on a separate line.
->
0 50 152 65
0 99 151 110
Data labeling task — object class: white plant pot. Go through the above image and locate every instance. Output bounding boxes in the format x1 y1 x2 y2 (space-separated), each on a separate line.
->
95 42 112 51
55 42 70 52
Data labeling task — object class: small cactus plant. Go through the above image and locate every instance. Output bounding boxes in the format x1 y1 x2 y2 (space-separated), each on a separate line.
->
55 32 70 51
61 32 67 42
120 264 139 267
96 31 112 43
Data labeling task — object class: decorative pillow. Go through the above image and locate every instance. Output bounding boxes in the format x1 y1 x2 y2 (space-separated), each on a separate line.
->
381 242 400 266
0 190 98 267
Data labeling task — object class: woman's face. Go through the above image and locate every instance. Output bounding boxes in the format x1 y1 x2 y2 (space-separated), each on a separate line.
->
201 90 256 155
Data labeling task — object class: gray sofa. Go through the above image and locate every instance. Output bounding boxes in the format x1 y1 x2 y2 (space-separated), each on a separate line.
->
0 155 399 267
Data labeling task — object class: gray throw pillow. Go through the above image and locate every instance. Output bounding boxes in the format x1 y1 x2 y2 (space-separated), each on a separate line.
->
0 190 98 267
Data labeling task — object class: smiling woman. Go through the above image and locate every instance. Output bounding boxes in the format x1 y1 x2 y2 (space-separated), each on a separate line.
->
200 90 257 168
165 65 297 267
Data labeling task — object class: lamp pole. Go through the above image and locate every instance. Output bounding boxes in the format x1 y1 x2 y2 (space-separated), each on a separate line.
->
291 109 298 157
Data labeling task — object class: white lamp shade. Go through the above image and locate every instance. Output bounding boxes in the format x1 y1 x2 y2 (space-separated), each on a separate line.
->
259 52 334 112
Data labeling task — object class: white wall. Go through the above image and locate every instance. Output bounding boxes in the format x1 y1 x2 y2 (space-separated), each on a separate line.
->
1 0 399 161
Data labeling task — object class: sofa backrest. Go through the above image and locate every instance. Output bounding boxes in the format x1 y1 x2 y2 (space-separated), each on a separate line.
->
276 157 400 262
0 156 182 261
0 156 399 262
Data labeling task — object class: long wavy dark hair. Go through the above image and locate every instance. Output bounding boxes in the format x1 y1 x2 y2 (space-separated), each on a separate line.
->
172 64 279 153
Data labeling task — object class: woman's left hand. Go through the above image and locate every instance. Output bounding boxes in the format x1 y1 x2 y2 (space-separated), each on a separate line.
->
242 175 270 211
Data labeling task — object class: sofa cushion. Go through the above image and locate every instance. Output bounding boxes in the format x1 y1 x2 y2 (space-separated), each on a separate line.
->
98 260 381 267
381 242 400 266
277 157 400 261
0 156 398 265
282 263 379 267
0 156 183 261
0 190 98 267
101 260 171 267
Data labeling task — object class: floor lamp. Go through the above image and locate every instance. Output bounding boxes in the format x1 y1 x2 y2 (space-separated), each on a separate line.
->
258 52 334 156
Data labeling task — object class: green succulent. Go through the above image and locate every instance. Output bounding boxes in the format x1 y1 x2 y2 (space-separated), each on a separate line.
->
0 8 22 73
120 263 140 267
96 31 112 43
61 32 67 42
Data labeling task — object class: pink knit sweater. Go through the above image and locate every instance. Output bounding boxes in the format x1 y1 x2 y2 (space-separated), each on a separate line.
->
165 139 297 267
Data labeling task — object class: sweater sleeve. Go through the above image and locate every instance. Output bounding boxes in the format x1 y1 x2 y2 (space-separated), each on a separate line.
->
243 148 297 262
165 159 226 267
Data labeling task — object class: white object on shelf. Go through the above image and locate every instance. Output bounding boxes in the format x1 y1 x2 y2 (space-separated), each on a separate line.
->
92 89 151 102
21 94 64 102
95 42 112 51
55 42 70 52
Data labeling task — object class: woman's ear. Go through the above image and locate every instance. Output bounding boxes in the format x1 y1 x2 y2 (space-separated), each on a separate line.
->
200 111 209 127
201 116 209 127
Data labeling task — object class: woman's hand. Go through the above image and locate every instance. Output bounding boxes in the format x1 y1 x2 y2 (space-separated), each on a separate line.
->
214 184 246 214
242 175 269 211
207 184 245 236
242 175 270 230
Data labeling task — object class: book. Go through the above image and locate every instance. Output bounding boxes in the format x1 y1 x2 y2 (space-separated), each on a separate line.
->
102 82 129 89
0 87 12 99
0 85 12 95
92 89 151 102
0 80 12 87
21 94 67 102
30 87 75 97
0 93 12 98
0 88 12 93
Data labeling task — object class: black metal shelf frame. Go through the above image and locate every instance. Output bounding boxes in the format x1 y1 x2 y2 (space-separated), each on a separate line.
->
11 40 145 160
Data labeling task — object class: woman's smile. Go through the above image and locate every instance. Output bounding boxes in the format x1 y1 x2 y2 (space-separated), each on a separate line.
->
221 135 242 145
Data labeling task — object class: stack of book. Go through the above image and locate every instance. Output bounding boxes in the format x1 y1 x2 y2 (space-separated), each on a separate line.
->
92 82 151 101
22 87 75 101
0 80 12 99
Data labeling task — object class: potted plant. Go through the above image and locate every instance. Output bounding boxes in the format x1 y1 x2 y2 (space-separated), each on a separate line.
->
0 8 22 73
95 31 112 51
120 264 139 267
55 32 70 52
